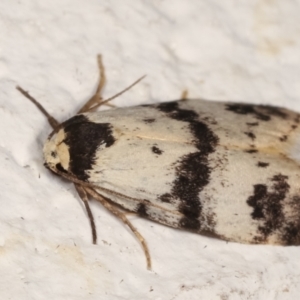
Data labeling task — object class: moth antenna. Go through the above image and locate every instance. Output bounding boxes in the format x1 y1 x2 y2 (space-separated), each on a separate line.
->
78 54 146 113
85 187 152 270
87 75 146 112
16 86 60 130
75 185 97 244
77 55 106 113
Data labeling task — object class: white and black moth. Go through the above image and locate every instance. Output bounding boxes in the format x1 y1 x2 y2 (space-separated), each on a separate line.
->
18 56 300 270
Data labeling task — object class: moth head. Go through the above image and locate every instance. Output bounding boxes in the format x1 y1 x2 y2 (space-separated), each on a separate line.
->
43 128 70 174
43 114 116 181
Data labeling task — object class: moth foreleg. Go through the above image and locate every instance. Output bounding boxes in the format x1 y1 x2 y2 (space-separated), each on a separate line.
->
75 184 97 244
85 187 152 270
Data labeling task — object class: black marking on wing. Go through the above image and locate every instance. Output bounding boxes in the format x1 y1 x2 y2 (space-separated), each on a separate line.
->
226 104 288 121
156 101 219 231
137 203 148 217
246 122 259 127
143 118 156 124
279 135 288 142
152 145 163 155
257 161 269 168
244 131 256 140
62 115 115 181
261 106 288 119
159 194 172 203
247 174 290 243
281 196 300 245
245 149 258 154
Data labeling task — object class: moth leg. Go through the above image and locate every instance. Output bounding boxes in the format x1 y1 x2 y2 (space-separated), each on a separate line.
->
75 184 97 244
85 187 152 270
180 89 188 100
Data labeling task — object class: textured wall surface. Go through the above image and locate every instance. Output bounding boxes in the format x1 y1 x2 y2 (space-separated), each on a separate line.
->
1 1 300 299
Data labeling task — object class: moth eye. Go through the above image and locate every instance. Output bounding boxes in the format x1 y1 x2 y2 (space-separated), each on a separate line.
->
51 151 57 158
56 163 68 173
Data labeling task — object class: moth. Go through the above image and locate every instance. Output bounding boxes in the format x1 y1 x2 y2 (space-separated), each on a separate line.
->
17 56 300 270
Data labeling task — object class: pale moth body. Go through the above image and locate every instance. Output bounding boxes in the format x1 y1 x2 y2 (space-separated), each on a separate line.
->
45 99 300 245
18 56 300 269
